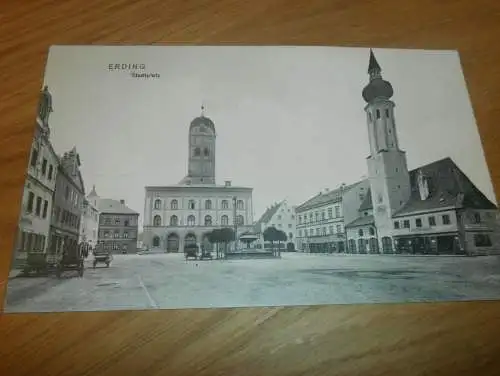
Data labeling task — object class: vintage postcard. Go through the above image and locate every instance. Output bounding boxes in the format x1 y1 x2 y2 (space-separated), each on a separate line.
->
4 45 500 313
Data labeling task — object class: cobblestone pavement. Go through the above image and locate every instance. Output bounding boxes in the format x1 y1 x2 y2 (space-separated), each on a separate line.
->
4 253 500 313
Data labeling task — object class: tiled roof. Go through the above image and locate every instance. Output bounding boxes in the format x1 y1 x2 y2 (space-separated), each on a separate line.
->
254 201 283 229
296 181 364 212
358 187 373 211
393 157 496 217
98 199 139 215
346 215 375 228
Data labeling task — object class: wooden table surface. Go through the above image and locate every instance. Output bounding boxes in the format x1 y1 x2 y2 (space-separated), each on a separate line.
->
1 1 500 375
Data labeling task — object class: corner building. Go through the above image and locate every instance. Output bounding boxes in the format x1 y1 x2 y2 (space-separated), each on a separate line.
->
143 110 254 252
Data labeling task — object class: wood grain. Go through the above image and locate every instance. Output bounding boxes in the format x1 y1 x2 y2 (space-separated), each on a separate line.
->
1 1 500 375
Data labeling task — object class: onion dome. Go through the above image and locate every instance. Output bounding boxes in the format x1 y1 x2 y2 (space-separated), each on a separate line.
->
362 50 394 103
189 105 215 132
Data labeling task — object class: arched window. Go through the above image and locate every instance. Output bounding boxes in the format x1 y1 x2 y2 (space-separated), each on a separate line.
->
358 229 364 237
171 200 178 210
194 148 201 157
152 236 160 247
236 215 244 225
221 215 229 226
204 215 212 226
237 200 244 210
369 227 375 236
221 200 229 209
153 215 161 226
204 148 210 157
205 200 212 210
187 215 196 226
170 215 178 226
154 199 161 209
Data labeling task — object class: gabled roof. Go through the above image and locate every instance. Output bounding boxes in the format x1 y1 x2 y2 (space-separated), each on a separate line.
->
98 199 139 215
358 187 373 211
393 157 496 217
346 215 375 228
296 181 363 212
254 201 283 228
88 185 98 198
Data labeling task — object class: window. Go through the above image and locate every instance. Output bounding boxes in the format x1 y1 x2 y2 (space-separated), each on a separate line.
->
277 215 282 220
104 231 110 238
153 215 161 226
35 197 42 216
329 226 334 234
336 224 341 233
358 229 364 237
299 216 302 224
41 158 47 175
376 109 381 119
204 148 210 157
30 148 38 167
115 217 120 225
415 218 422 228
442 214 451 225
221 215 229 226
403 220 410 228
42 200 48 218
48 165 53 180
170 215 178 226
237 200 244 210
305 229 308 237
154 199 161 209
114 231 119 238
474 234 492 247
322 227 326 235
291 215 295 219
124 220 129 226
104 217 111 225
429 216 436 226
187 200 195 210
335 206 340 217
309 214 313 223
473 213 481 224
65 186 70 200
315 212 319 222
152 236 160 247
27 191 35 212
349 239 356 252
236 215 244 225
299 230 302 237
204 215 212 226
123 232 129 238
328 208 333 218
385 109 390 118
205 200 212 210
394 221 400 229
170 200 178 209
187 215 195 226
322 211 325 220
194 147 201 156
222 200 229 209
369 227 375 236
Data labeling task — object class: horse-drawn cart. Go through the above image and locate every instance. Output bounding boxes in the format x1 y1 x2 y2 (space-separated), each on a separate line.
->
93 250 113 268
55 247 84 278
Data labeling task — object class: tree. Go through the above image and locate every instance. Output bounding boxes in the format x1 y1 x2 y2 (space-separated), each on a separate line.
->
219 227 235 257
276 230 287 257
263 226 283 257
207 229 222 259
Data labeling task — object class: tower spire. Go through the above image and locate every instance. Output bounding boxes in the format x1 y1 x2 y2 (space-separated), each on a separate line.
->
368 49 382 80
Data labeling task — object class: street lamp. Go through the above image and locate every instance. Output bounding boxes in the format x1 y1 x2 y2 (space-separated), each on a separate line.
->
233 196 237 252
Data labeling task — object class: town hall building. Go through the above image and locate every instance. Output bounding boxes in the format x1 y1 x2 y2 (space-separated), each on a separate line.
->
142 108 254 252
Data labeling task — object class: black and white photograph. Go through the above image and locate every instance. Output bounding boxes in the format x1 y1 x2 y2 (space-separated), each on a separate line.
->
4 45 500 313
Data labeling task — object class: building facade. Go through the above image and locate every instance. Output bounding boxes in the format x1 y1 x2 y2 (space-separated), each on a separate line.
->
13 92 59 265
79 185 100 250
97 199 139 254
143 110 254 252
343 50 500 256
254 200 297 250
47 147 85 262
295 181 369 253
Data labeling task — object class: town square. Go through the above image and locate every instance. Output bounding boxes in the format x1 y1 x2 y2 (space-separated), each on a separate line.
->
4 46 500 313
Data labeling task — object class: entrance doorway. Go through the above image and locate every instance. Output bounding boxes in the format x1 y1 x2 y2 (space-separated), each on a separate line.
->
167 233 179 252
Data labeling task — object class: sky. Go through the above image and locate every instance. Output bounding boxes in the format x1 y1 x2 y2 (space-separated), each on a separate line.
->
42 45 496 230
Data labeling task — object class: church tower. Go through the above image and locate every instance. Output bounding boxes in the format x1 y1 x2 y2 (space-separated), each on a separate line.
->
362 50 411 242
181 106 216 185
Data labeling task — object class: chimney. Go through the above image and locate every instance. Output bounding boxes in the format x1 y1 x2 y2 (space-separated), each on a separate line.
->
120 199 125 204
225 180 231 187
